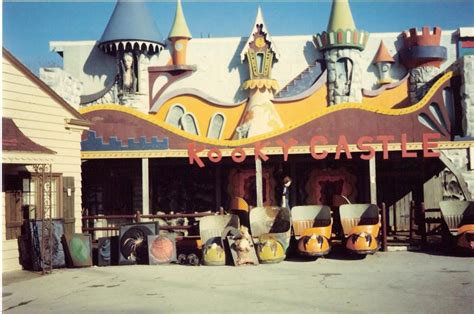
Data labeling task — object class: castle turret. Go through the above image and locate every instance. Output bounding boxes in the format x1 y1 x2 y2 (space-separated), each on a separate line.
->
400 26 447 103
314 0 369 105
98 0 165 105
236 7 283 139
168 0 192 66
373 40 395 85
99 0 164 55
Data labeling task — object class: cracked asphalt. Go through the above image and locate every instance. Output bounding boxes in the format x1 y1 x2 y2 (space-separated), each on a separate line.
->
2 250 473 313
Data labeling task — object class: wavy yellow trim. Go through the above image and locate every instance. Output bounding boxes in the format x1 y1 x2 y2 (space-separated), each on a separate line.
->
80 71 454 147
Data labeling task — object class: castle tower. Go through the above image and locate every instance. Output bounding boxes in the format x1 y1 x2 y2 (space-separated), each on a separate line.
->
314 0 369 105
373 40 395 85
236 7 283 139
400 27 447 103
168 0 192 66
98 0 165 104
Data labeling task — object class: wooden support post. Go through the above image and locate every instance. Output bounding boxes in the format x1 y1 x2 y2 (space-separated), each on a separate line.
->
290 161 297 207
409 201 415 244
369 157 377 204
420 202 427 246
255 158 263 207
142 158 150 216
381 202 388 252
215 165 222 211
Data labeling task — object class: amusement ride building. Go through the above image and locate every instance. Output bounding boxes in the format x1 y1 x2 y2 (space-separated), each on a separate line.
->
3 0 474 270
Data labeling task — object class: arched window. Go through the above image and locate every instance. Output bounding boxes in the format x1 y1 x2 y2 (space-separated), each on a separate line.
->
165 104 186 128
181 113 200 135
207 113 226 139
256 53 264 74
335 58 353 96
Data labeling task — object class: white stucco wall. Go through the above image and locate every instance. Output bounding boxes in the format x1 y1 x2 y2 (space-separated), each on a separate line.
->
50 41 116 95
51 29 459 110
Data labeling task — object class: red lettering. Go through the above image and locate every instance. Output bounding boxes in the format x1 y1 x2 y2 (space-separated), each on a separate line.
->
376 135 394 160
335 135 352 160
254 141 270 161
231 147 246 163
401 133 417 158
310 136 328 160
356 136 375 160
188 142 205 168
423 133 441 157
207 147 222 163
276 138 298 162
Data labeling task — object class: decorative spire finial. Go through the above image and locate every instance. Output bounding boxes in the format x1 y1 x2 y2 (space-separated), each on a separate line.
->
169 0 192 40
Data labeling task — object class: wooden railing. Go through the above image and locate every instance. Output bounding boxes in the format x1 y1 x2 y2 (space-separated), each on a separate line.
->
409 202 445 245
81 210 223 239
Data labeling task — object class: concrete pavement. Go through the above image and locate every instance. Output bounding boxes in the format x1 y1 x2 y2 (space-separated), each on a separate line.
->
2 250 473 313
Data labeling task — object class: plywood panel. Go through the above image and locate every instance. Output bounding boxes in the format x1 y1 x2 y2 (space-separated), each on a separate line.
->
423 174 443 209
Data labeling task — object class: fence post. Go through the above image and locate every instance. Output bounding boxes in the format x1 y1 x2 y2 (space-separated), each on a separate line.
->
381 202 387 252
135 211 141 223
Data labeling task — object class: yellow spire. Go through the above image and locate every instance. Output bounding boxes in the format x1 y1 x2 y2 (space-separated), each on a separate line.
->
168 0 192 39
327 0 356 32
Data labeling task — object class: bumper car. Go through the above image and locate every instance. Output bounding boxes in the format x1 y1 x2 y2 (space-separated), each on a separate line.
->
292 205 332 257
339 204 380 255
249 206 291 263
199 214 239 266
230 197 250 229
439 200 474 252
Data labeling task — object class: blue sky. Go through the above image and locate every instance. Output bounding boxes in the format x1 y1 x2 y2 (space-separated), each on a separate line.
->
2 1 474 73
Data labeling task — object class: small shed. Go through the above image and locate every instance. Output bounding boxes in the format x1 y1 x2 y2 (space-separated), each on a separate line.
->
2 48 90 272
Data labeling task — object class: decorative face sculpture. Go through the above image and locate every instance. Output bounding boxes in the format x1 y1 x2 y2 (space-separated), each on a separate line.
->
121 52 137 93
123 53 134 70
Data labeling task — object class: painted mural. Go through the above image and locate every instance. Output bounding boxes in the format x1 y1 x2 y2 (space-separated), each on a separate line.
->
62 0 469 160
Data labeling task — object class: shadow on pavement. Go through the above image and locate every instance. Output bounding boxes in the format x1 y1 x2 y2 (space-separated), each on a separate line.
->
2 270 42 286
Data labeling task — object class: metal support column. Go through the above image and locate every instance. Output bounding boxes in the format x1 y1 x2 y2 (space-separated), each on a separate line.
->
142 158 150 216
369 157 377 204
255 158 263 207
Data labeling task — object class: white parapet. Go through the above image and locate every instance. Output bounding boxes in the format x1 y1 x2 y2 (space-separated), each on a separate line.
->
40 67 83 109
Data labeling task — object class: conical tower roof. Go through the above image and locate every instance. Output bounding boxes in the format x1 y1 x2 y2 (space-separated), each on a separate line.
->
327 0 356 32
314 0 369 51
169 0 192 39
373 40 395 64
99 0 164 54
